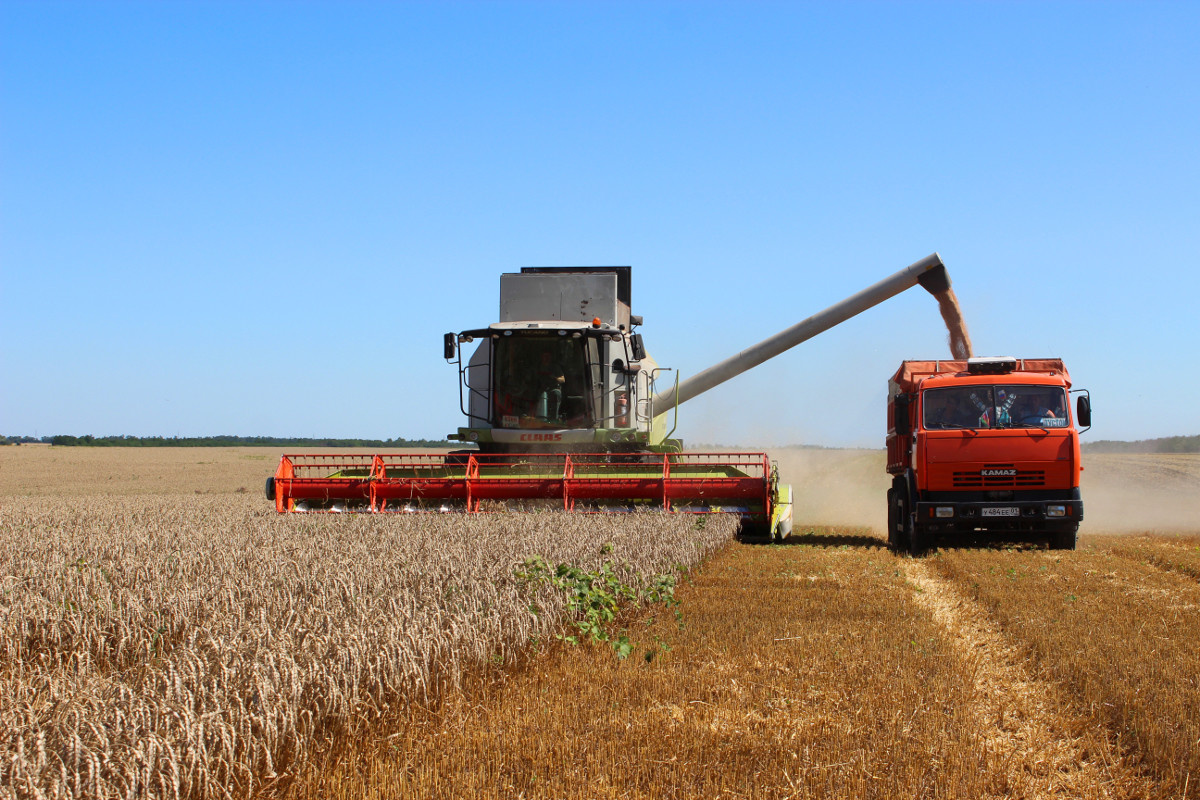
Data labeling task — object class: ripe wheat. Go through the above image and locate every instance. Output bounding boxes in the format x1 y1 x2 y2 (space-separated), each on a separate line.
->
0 495 736 799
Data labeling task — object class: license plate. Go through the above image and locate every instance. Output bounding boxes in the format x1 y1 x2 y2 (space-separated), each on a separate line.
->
982 506 1019 517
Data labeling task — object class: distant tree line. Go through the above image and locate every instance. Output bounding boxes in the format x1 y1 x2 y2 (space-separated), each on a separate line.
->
1082 435 1200 454
2 434 456 448
5 433 1196 452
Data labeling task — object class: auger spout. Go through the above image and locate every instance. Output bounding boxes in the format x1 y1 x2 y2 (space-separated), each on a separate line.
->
651 253 951 415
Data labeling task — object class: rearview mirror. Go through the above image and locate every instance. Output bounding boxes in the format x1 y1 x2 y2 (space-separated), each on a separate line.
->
1076 395 1092 428
630 333 646 361
443 333 457 360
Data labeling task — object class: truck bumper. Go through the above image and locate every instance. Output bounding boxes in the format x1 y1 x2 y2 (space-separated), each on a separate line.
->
915 491 1082 533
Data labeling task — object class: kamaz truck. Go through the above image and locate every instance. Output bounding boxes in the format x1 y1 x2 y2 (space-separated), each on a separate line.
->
886 357 1092 554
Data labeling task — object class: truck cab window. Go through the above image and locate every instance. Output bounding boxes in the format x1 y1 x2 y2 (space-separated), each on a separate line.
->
923 386 1069 430
923 387 993 429
1006 386 1069 428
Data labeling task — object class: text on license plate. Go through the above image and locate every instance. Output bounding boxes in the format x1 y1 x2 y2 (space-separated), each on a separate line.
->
982 506 1019 517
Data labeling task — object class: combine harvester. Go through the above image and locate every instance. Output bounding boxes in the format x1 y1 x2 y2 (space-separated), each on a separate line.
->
267 255 958 539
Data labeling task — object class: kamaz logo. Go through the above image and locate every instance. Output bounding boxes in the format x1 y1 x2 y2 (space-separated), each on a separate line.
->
519 433 563 442
981 468 1017 477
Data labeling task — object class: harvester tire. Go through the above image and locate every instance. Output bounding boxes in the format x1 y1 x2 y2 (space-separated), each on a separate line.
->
264 476 276 502
737 521 773 544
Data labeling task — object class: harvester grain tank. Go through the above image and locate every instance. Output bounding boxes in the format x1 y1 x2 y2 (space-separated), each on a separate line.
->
268 255 960 540
886 357 1092 554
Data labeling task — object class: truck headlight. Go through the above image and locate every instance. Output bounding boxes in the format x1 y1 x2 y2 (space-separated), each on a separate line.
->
935 506 954 518
1046 505 1066 517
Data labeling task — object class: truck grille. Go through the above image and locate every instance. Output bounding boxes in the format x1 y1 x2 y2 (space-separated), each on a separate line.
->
952 464 1046 488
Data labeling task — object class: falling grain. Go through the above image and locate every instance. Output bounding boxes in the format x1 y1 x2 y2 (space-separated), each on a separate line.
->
934 286 973 359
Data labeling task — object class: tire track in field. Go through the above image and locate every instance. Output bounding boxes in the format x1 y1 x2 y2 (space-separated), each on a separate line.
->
903 560 1158 800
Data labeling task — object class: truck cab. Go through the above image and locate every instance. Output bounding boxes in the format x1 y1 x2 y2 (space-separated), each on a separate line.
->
887 357 1091 554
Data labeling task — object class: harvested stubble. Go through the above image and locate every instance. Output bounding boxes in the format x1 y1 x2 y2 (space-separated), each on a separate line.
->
0 494 736 800
290 531 997 799
1097 533 1200 581
930 543 1200 798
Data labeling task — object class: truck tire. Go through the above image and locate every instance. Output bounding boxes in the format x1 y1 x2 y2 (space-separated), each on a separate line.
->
907 516 928 557
899 480 926 556
890 477 915 554
886 488 898 550
1049 525 1078 551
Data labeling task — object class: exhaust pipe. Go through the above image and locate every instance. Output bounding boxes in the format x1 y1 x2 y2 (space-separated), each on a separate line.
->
652 253 950 414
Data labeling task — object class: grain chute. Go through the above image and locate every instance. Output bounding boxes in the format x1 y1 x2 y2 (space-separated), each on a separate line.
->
268 255 956 539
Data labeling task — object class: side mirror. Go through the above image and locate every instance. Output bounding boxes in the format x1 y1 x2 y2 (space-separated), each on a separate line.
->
893 395 911 436
443 333 457 360
629 333 646 361
1076 395 1092 428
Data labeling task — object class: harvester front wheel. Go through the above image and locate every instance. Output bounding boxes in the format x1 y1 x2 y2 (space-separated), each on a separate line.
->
737 521 773 544
264 476 276 502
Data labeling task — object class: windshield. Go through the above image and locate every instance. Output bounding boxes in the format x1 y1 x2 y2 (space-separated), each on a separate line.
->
923 385 1069 430
491 335 596 429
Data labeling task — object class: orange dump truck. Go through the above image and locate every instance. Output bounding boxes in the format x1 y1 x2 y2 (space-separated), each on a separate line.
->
886 357 1092 554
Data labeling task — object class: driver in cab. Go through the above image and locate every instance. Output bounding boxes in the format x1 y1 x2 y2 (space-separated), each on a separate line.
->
925 391 971 429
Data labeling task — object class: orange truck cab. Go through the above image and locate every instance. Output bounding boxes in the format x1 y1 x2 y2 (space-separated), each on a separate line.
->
886 357 1092 554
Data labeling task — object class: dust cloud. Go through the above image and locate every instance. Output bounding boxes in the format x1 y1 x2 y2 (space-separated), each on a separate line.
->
933 287 973 360
768 449 1200 537
1080 454 1200 533
768 448 890 534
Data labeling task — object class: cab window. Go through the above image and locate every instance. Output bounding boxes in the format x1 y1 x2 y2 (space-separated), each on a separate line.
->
491 335 595 429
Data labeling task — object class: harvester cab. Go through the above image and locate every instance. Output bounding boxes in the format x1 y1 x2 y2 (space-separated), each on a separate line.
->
444 267 671 454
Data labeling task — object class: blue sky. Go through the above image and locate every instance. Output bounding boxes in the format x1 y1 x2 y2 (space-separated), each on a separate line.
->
3 0 1197 447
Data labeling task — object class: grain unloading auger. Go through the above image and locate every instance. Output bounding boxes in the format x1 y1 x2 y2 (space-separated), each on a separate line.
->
267 255 956 539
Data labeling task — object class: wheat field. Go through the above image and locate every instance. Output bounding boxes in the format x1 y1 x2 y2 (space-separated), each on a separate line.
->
3 446 1199 799
0 448 736 799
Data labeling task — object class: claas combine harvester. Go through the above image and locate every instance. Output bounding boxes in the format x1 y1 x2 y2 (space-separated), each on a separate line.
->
266 255 958 539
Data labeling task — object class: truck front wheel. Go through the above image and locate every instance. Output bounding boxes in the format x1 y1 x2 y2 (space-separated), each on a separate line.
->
907 514 928 557
888 488 913 553
887 488 898 550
